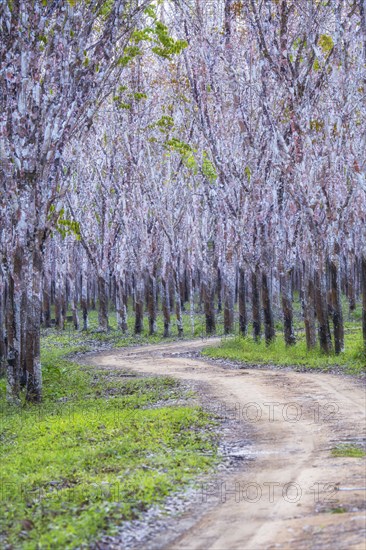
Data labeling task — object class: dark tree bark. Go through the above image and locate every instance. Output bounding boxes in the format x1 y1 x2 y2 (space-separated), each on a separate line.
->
329 260 344 354
203 281 216 334
251 268 261 342
162 278 171 337
147 274 157 336
98 275 109 332
81 273 89 331
303 272 317 350
224 278 235 334
42 275 51 328
116 279 128 334
134 281 144 335
281 271 296 346
362 256 366 352
0 281 7 378
217 268 222 313
314 270 333 354
238 268 248 337
174 272 184 337
262 271 275 345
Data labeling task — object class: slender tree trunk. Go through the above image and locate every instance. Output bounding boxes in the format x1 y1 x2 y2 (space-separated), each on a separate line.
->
281 271 296 346
188 275 195 335
303 272 317 350
98 275 109 332
224 278 234 334
0 281 7 378
81 273 89 331
70 275 80 331
347 262 356 313
262 271 275 344
217 268 222 313
174 272 184 337
42 274 51 328
162 278 171 337
238 268 248 337
203 281 216 334
362 256 366 352
329 260 344 354
147 274 157 336
134 279 144 335
25 247 43 403
314 270 333 354
252 268 261 342
5 250 22 404
55 269 65 330
116 279 128 334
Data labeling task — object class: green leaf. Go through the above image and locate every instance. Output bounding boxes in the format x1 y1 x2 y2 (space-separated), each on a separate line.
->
318 34 334 54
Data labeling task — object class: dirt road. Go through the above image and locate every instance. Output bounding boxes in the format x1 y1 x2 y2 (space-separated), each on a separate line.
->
88 339 366 550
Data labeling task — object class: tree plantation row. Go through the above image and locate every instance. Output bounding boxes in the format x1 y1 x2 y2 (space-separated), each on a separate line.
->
1 0 366 403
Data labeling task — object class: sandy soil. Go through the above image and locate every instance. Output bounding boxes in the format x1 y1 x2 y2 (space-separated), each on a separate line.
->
88 339 366 550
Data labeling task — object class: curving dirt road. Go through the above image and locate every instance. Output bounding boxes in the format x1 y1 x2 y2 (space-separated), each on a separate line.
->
88 339 366 550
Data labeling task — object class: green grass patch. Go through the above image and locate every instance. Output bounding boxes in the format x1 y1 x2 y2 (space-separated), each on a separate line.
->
203 330 365 375
0 316 218 549
331 444 366 458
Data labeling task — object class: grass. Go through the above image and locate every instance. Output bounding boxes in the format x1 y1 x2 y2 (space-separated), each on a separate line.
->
203 329 365 375
0 313 219 549
331 445 366 458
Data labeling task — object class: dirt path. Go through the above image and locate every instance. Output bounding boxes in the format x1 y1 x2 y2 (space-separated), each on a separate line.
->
88 339 366 550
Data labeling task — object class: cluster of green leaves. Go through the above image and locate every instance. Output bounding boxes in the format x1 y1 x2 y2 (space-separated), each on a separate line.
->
113 84 148 110
49 206 81 240
116 4 187 70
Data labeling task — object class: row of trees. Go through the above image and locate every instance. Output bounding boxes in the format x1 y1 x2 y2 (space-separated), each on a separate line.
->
1 0 366 403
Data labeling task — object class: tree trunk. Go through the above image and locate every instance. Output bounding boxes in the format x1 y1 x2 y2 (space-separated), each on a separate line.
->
162 278 171 337
203 281 216 335
116 279 128 334
217 268 222 313
0 281 7 378
134 280 144 335
81 273 89 331
281 271 296 346
55 270 65 330
329 260 344 354
314 270 333 354
224 278 234 334
42 275 51 328
5 253 21 404
238 268 248 337
68 270 79 331
262 271 275 345
303 272 317 350
252 268 261 342
147 274 157 336
98 275 109 332
25 247 43 403
188 274 195 335
362 256 366 352
174 272 184 337
347 262 356 313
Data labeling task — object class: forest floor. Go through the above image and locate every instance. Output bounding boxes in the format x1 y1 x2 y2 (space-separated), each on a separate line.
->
87 338 366 550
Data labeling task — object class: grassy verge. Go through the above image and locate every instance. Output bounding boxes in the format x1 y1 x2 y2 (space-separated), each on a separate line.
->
0 319 218 549
332 445 366 458
203 329 365 375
